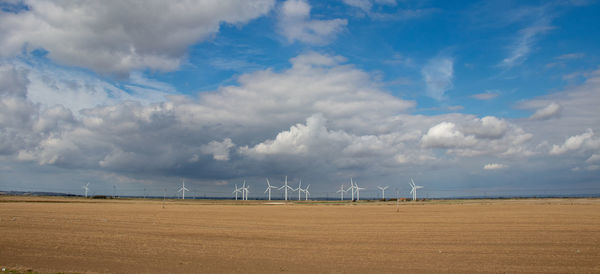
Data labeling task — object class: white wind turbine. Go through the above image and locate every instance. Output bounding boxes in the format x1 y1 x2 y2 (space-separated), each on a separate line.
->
409 178 423 201
354 181 365 201
178 180 189 199
278 176 294 201
233 184 242 200
346 178 356 201
82 182 90 198
336 184 347 200
293 180 303 201
303 184 310 200
264 178 277 200
377 186 389 200
242 181 250 200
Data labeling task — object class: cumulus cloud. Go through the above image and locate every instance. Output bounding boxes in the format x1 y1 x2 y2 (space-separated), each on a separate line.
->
464 116 508 139
421 57 453 100
241 113 430 170
421 122 476 148
242 114 348 156
200 138 235 161
586 154 600 164
0 0 275 75
1 52 582 192
484 163 507 170
529 102 561 120
277 0 347 45
549 129 599 155
516 69 600 138
420 117 531 157
6 53 419 176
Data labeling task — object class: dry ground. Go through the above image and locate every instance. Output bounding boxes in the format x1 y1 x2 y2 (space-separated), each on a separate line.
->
1 196 599 273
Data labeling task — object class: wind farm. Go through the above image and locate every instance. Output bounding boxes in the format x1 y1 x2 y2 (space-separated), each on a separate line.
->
3 176 599 274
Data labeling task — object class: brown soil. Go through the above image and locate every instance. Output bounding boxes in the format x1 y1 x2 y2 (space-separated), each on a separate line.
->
1 196 599 273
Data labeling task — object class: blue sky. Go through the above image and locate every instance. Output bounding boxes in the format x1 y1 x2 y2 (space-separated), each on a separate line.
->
0 0 599 198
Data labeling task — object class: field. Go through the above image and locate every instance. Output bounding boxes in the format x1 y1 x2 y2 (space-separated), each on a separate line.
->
1 196 599 273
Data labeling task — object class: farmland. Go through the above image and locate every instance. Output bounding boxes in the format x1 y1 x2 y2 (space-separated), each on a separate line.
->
1 196 599 273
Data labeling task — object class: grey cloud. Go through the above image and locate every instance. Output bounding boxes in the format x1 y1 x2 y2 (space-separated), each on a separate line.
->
0 0 275 75
549 129 599 155
529 102 561 120
200 138 235 161
2 54 599 194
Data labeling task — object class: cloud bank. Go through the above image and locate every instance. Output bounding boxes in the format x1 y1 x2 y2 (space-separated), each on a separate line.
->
0 0 275 75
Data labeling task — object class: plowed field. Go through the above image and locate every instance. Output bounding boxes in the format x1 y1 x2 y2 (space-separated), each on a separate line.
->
1 196 599 273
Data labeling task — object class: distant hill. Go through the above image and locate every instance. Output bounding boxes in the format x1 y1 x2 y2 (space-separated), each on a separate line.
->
0 191 78 197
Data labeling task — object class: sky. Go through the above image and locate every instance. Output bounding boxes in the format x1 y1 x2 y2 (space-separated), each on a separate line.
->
0 0 599 198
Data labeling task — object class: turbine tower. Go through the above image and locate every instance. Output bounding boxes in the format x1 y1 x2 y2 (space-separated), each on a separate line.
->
278 176 293 201
354 181 365 201
264 178 277 200
346 178 356 201
242 181 250 200
233 184 242 200
409 178 423 201
303 184 310 200
82 182 90 198
178 180 189 199
377 186 389 200
293 180 303 201
336 184 347 200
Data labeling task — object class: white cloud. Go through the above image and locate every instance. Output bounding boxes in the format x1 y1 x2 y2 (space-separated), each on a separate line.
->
464 116 508 139
516 69 600 139
342 0 372 12
13 61 173 113
555 53 584 60
421 122 476 148
586 154 600 164
200 138 235 161
419 117 532 157
278 0 347 45
550 129 599 155
0 0 275 75
471 91 499 100
6 52 594 191
421 57 453 100
484 163 507 170
500 22 552 68
242 113 347 156
529 102 561 120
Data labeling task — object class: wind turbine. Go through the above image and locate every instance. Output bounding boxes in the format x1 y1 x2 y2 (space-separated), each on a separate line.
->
346 178 356 201
293 180 303 201
303 184 310 201
82 183 90 198
409 178 423 201
278 176 293 201
354 181 365 201
233 184 242 200
264 178 277 200
178 180 189 199
242 180 250 200
336 184 347 200
377 186 389 200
